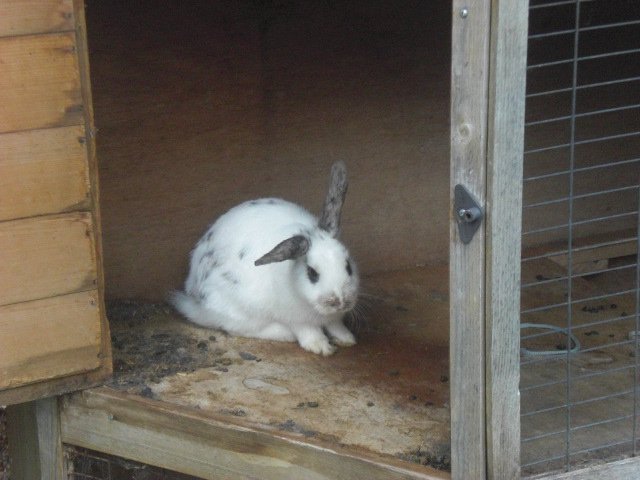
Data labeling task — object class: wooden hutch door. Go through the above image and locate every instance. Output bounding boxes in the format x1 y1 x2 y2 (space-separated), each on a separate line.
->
0 0 111 406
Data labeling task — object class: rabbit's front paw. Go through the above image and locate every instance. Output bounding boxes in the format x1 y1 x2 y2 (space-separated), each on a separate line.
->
332 333 356 347
297 329 336 356
326 321 356 347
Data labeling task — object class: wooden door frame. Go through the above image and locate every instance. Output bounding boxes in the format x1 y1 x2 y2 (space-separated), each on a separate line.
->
450 0 528 479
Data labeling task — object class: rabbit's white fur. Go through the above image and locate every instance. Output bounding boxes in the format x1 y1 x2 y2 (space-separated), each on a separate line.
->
170 197 359 356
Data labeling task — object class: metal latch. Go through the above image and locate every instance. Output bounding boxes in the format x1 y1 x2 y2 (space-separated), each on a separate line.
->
454 184 483 244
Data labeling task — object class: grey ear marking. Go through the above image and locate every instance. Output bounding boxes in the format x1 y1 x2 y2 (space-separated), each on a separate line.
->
318 161 348 237
254 235 310 266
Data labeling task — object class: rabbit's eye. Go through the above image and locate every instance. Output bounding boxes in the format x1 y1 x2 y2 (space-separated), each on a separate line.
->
307 266 319 283
346 260 353 276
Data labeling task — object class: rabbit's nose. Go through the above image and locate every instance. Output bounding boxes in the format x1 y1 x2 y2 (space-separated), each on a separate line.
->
324 295 342 309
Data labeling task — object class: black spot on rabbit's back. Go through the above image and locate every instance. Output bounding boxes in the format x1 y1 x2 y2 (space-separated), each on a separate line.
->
248 198 282 207
222 271 239 285
238 247 247 260
202 249 218 264
196 229 214 248
199 269 211 284
200 249 220 276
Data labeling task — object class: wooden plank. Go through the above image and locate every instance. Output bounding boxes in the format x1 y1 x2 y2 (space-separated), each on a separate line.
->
449 2 491 479
526 457 640 480
0 32 82 133
0 0 74 37
61 387 449 480
0 212 97 306
548 238 635 266
0 126 91 221
523 231 637 277
484 1 529 479
549 257 610 275
0 366 110 407
73 0 114 391
0 290 102 390
6 397 66 480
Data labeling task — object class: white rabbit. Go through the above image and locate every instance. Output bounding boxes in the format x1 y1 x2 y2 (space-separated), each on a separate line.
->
170 161 359 356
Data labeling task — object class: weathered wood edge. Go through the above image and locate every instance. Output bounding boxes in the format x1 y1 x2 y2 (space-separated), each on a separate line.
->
484 0 528 479
449 1 491 479
0 367 108 406
525 457 640 480
61 387 450 480
73 0 113 380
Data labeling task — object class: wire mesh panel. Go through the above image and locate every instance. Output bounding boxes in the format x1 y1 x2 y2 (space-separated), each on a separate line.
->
520 0 640 475
66 446 200 480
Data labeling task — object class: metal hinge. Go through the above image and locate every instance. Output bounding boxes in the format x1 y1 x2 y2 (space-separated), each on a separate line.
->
454 184 483 244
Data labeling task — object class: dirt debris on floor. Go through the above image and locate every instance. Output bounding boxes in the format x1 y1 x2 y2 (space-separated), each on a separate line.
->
106 300 235 396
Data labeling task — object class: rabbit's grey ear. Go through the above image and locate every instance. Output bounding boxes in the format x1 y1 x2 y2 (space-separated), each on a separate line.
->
318 161 348 237
254 235 310 266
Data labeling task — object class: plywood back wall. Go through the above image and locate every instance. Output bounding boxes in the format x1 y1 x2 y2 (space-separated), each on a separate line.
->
86 1 452 300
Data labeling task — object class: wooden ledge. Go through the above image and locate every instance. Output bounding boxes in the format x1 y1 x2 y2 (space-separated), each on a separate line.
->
60 387 449 480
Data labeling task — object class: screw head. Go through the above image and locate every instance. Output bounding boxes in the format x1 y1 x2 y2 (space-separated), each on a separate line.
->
460 7 469 18
458 207 481 223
